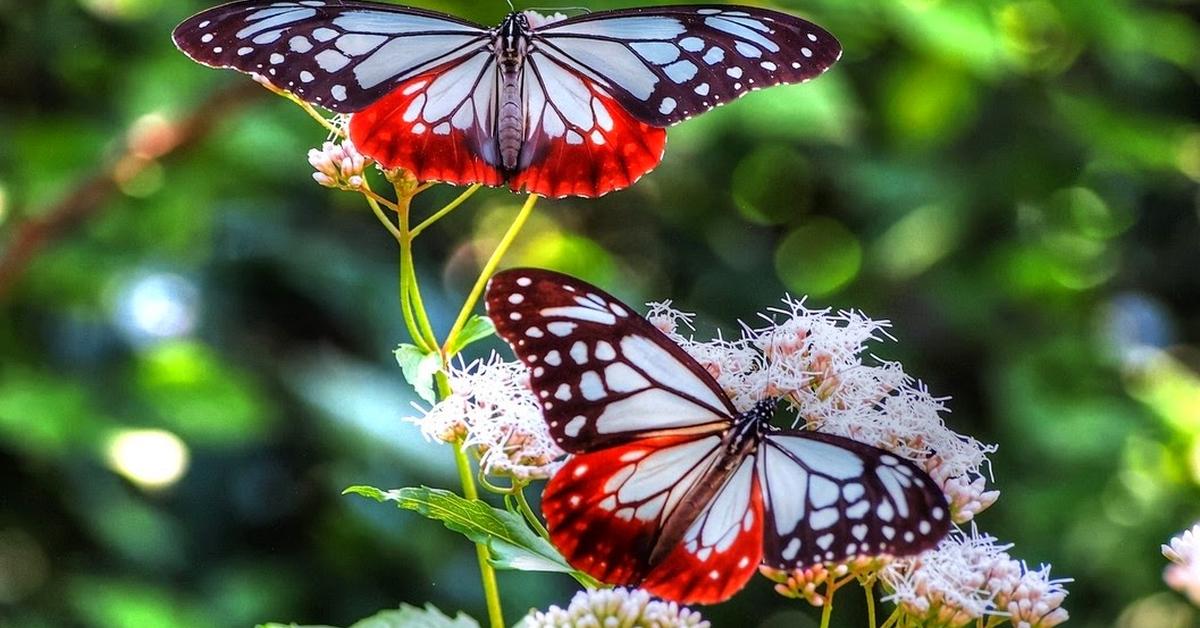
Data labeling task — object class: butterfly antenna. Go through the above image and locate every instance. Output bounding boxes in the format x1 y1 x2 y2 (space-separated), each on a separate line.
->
505 0 515 12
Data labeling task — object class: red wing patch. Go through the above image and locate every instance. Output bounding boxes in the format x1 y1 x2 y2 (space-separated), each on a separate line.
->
640 456 764 605
349 53 503 187
542 434 724 586
510 52 667 198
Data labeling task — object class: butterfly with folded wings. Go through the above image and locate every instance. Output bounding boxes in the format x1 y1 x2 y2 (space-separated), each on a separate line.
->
484 269 951 604
173 1 840 198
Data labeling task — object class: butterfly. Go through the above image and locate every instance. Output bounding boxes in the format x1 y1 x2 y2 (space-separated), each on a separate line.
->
173 1 840 198
484 268 951 604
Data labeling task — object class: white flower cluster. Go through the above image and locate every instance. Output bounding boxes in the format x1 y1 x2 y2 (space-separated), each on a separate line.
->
651 296 998 524
415 355 563 480
882 528 1070 627
1164 523 1200 605
520 588 709 628
308 139 367 190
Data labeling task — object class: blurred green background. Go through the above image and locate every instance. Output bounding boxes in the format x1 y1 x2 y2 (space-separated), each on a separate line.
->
1 0 1198 626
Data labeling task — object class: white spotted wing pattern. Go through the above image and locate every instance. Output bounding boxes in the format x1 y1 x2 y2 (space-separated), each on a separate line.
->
173 1 841 197
532 6 841 126
172 0 491 112
485 269 950 605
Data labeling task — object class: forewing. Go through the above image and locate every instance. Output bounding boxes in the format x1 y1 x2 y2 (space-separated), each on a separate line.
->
485 268 736 452
173 0 490 112
758 432 950 569
531 5 841 126
640 452 763 604
509 54 667 198
542 434 725 587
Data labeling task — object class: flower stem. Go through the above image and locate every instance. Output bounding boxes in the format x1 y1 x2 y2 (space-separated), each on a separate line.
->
412 184 483 237
453 439 505 628
864 579 877 627
442 194 539 354
515 484 551 541
274 86 344 137
819 577 838 628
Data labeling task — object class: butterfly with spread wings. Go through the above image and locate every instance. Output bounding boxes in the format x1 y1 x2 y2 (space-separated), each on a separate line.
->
173 1 840 198
484 268 951 604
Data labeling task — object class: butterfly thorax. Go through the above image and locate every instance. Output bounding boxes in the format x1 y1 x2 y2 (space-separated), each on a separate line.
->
495 13 533 172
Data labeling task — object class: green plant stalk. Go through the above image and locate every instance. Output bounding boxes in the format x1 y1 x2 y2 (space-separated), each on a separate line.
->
412 184 483 237
454 439 505 628
819 577 836 628
514 484 550 541
442 194 540 354
865 579 876 627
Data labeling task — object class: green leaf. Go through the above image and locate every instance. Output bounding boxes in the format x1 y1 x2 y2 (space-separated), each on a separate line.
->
258 604 477 628
394 344 441 404
344 485 573 575
446 315 496 355
350 604 479 628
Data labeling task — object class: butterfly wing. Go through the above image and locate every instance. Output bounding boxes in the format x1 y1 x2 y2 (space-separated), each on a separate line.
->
485 268 736 452
530 5 841 127
173 1 504 186
543 435 763 605
508 53 667 198
173 1 490 112
758 431 950 569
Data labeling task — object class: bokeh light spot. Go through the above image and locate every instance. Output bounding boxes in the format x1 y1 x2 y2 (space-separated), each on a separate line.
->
872 204 963 279
883 61 978 148
774 218 861 296
105 428 190 490
732 145 811 225
112 272 200 346
997 0 1082 75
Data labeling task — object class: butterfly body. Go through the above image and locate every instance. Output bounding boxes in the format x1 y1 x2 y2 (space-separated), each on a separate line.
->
494 12 531 171
485 269 951 604
174 1 841 197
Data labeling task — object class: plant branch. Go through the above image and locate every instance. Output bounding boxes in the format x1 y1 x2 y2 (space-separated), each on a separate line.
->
411 184 483 237
0 82 263 301
442 194 539 354
453 440 505 628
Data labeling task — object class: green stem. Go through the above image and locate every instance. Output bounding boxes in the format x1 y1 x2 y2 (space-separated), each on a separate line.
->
442 194 540 354
878 608 902 628
365 194 403 243
864 579 876 627
411 184 483 237
453 440 505 628
403 247 439 348
514 484 550 541
819 577 837 628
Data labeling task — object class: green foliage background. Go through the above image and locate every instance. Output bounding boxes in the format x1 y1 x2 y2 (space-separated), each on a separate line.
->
1 0 1198 626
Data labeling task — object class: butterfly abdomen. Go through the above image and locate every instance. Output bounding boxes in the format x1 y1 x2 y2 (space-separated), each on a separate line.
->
497 71 524 172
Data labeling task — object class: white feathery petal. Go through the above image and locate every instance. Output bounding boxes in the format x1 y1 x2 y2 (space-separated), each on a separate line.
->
520 587 709 628
881 527 1016 624
412 353 564 480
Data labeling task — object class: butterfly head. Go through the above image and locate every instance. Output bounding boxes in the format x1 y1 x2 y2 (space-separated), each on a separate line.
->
496 12 532 67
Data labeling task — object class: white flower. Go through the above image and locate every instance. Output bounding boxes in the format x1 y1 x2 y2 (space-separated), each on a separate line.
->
1164 523 1200 606
414 354 563 480
520 588 709 628
307 139 367 190
996 563 1071 627
881 528 1016 626
881 528 1070 628
760 556 889 607
649 296 998 518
